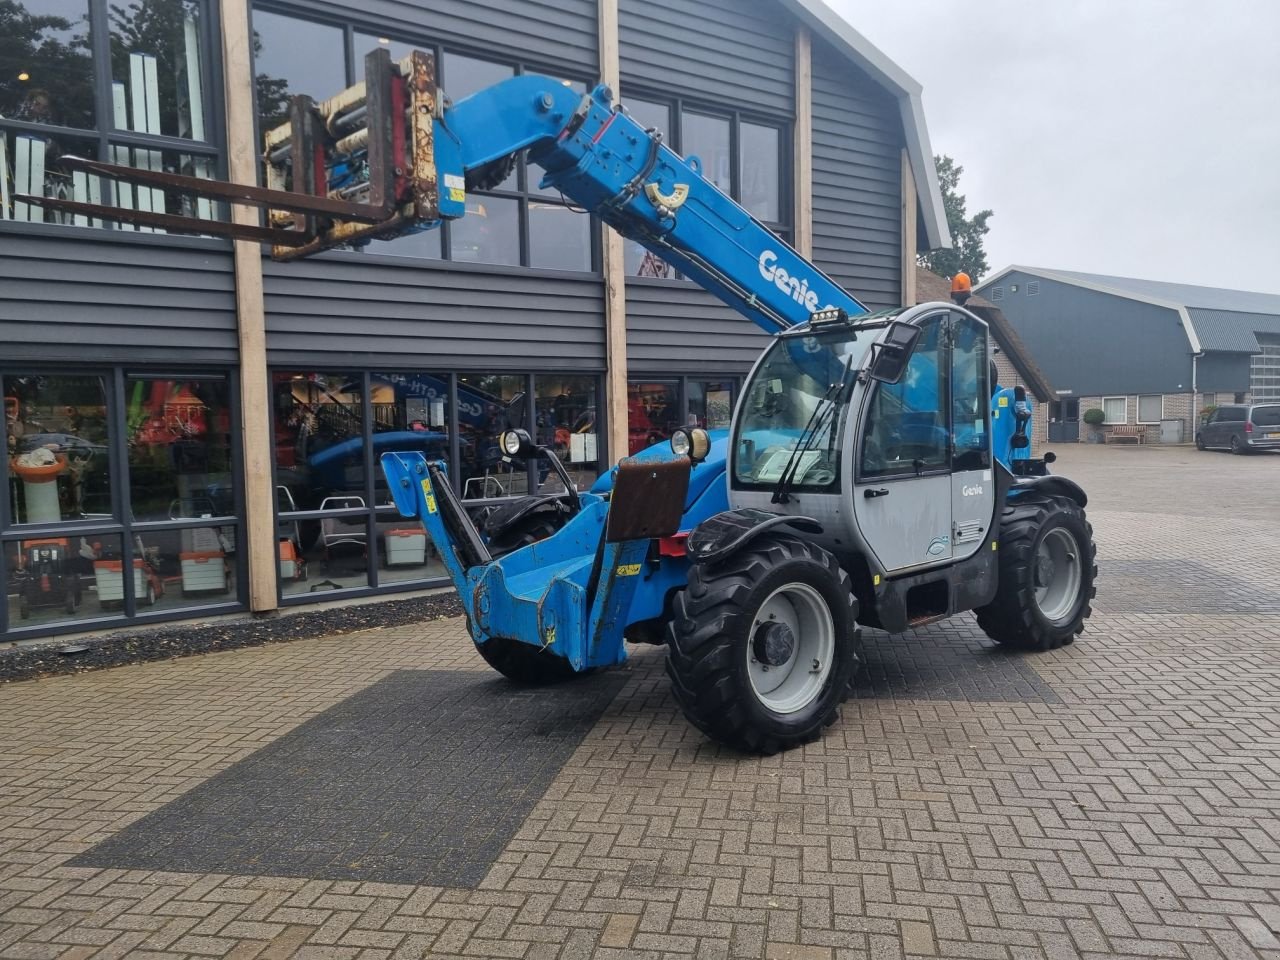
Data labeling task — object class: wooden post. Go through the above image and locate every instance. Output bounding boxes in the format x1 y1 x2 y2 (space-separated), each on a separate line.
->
793 27 813 258
900 149 918 306
220 0 276 612
598 0 629 464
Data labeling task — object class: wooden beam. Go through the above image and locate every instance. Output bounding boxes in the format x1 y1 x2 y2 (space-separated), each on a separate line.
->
598 0 629 465
220 0 276 613
793 27 813 258
901 148 918 306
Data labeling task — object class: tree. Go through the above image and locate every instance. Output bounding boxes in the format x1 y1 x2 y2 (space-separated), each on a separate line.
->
918 155 993 283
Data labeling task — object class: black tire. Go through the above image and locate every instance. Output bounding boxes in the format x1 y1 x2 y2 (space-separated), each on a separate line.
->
1195 433 1206 451
1230 435 1246 455
475 635 578 685
977 495 1097 651
665 535 859 755
487 513 564 558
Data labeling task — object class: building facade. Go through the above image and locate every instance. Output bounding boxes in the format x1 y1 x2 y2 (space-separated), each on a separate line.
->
977 267 1280 443
1 0 948 641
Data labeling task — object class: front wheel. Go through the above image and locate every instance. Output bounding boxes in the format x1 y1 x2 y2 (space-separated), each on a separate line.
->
666 535 859 754
977 495 1096 651
1195 433 1206 451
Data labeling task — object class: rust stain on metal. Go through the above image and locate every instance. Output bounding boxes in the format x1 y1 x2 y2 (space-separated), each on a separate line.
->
410 50 439 221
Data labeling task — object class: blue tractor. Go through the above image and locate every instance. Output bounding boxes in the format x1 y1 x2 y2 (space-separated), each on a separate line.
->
46 49 1097 754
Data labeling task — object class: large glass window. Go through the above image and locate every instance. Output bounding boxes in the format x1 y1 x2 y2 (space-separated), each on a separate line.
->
688 379 737 430
5 374 111 523
535 375 599 493
269 368 602 604
271 371 369 595
1 0 218 227
3 367 242 638
627 381 679 456
251 14 596 271
457 374 528 500
619 89 787 280
1137 394 1162 424
1102 397 1127 424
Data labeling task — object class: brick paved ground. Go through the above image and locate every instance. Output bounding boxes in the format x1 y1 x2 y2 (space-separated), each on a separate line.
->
1 444 1277 960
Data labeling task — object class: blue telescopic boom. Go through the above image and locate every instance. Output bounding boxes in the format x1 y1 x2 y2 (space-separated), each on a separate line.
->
431 76 867 334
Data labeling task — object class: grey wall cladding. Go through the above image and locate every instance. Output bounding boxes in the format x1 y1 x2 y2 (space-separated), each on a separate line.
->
0 232 238 362
298 0 597 74
624 280 771 374
811 37 902 311
993 272 1193 396
263 257 605 369
619 0 794 114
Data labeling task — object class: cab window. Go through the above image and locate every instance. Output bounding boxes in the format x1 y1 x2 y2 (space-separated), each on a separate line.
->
860 315 949 478
950 311 990 472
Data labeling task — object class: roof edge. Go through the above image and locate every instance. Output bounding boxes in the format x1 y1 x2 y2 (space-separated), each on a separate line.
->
978 265 1203 354
780 0 951 251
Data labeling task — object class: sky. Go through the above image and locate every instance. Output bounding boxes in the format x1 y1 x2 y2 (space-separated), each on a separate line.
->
827 0 1280 294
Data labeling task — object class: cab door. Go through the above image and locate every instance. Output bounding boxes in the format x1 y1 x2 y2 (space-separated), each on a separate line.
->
853 312 953 573
949 310 994 561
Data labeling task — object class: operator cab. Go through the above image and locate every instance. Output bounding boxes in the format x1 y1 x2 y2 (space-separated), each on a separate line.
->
730 302 997 615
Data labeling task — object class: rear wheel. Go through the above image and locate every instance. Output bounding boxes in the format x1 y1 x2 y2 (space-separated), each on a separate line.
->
475 635 578 685
1231 435 1246 455
666 535 858 754
977 495 1096 651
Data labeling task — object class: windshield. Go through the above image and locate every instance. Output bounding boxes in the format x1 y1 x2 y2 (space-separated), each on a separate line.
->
733 330 872 491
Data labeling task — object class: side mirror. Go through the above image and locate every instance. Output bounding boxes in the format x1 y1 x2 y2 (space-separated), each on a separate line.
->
867 321 922 384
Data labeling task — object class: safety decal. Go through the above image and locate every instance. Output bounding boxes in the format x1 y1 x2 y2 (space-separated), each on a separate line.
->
998 396 1009 407
448 187 465 202
616 563 643 576
420 479 437 514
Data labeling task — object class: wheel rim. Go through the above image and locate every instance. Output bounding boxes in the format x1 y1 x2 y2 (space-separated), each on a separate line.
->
746 582 835 715
1034 527 1082 623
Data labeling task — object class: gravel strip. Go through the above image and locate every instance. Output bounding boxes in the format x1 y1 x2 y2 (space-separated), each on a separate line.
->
0 593 464 684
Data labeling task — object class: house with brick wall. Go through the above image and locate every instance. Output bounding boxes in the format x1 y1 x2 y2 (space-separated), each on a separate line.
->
975 267 1280 443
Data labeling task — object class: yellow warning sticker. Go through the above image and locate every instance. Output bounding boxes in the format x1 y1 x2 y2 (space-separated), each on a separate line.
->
420 479 437 514
616 563 642 577
449 187 465 202
992 541 998 550
993 409 1000 419
873 574 881 586
998 396 1009 407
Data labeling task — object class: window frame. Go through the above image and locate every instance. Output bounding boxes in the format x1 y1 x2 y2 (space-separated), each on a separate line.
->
1 363 246 641
0 0 226 238
249 3 599 274
1136 394 1163 425
1101 396 1128 425
617 84 792 283
856 311 955 484
269 366 608 607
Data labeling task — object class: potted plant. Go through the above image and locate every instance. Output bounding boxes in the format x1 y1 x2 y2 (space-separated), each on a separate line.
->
1082 407 1106 443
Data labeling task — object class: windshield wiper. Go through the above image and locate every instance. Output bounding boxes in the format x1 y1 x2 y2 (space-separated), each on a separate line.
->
771 358 854 505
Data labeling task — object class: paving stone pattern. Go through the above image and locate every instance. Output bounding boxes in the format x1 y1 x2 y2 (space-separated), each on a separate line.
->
0 444 1278 960
71 671 628 888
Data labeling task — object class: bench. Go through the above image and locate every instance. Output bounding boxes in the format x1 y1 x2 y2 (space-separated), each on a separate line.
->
1106 424 1146 444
